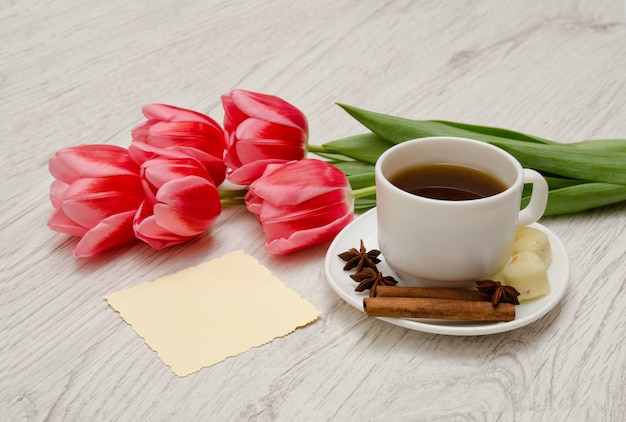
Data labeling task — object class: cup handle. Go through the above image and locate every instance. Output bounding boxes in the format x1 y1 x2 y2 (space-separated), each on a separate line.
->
517 169 549 226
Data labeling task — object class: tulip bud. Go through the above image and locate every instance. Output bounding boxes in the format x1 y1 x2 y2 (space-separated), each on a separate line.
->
47 145 144 257
135 156 221 250
245 159 353 254
130 103 227 186
222 89 308 185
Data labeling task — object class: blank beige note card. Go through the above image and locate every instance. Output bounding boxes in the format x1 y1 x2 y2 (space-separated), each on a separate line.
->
105 250 321 377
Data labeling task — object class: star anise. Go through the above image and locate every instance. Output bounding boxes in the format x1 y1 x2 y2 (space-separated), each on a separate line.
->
350 267 398 297
475 279 521 306
337 239 381 273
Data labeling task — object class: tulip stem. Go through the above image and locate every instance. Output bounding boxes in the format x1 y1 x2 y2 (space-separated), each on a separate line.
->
219 189 248 207
306 144 326 154
221 198 246 206
351 185 376 199
219 189 248 199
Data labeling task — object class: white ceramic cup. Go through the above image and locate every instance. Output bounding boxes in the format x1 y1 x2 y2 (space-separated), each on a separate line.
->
375 137 549 287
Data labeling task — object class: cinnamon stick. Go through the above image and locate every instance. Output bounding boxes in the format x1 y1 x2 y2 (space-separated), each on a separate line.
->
363 297 515 321
375 285 490 302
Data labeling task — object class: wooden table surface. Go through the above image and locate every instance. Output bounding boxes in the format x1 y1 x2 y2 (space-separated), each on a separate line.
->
2 1 625 420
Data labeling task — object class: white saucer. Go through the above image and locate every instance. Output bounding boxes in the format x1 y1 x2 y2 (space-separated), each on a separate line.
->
324 208 570 336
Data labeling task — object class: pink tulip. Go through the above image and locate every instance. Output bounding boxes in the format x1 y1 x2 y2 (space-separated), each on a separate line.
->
135 156 221 250
47 145 145 258
130 103 228 186
221 89 308 185
245 159 353 254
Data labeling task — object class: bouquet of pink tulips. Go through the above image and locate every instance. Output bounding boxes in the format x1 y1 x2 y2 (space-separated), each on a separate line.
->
48 90 355 257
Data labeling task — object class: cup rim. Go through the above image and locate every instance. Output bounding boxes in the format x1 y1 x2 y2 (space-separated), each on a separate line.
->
374 136 524 205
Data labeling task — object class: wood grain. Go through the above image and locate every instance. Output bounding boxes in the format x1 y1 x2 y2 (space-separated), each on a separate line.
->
1 0 625 420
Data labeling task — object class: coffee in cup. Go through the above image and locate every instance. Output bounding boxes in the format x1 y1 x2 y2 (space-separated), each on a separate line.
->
374 137 548 287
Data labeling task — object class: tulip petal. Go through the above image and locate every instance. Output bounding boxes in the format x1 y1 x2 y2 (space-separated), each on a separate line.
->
254 190 349 224
142 158 209 189
135 217 196 250
73 210 137 258
49 180 70 208
152 176 221 236
259 200 352 239
228 90 308 132
236 119 306 144
131 144 226 186
180 151 226 187
247 159 350 206
221 95 247 134
49 145 139 183
61 175 145 229
226 158 287 186
235 138 306 163
128 120 152 143
264 212 353 254
134 201 196 250
47 207 89 237
244 193 264 216
146 120 225 139
140 121 226 154
129 141 206 164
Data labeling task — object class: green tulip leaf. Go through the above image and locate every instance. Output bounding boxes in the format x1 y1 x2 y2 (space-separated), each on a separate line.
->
320 132 394 164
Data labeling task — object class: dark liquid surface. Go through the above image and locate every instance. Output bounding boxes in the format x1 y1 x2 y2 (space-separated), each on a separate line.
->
389 163 507 201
